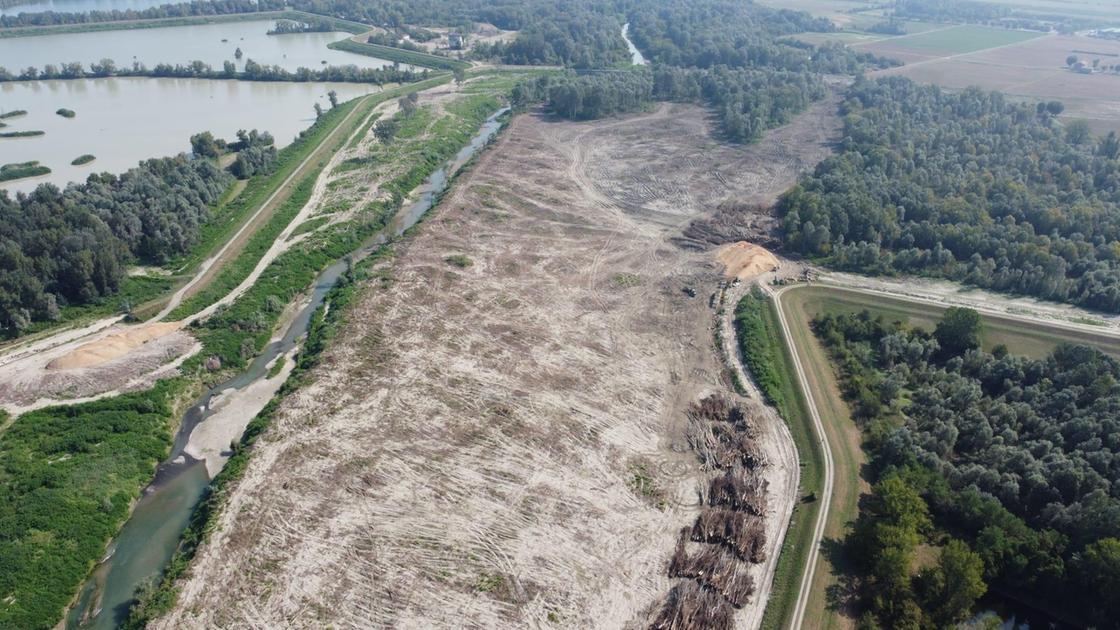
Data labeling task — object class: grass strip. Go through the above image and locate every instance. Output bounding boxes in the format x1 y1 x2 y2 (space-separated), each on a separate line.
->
733 289 825 630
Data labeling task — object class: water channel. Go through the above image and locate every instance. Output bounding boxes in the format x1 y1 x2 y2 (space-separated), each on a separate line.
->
65 106 510 630
621 22 647 66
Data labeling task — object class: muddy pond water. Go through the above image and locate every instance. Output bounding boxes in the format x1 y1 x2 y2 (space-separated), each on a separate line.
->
0 19 397 74
64 107 509 630
0 78 383 193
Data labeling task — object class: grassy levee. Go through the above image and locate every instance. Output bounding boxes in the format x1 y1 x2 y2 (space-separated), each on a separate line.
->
734 289 826 630
0 378 195 630
162 74 451 322
0 10 367 39
775 285 870 630
328 37 470 71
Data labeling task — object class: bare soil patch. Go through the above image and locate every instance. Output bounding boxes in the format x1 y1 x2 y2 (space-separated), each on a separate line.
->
154 103 823 629
716 243 780 281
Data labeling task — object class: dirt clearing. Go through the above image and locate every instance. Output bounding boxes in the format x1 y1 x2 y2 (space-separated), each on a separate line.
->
153 103 835 629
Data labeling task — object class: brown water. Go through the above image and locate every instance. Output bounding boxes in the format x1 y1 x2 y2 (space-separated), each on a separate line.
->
0 77 383 193
0 19 397 74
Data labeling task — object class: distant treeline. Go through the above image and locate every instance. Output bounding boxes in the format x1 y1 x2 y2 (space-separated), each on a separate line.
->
266 18 332 35
0 129 276 334
0 0 284 27
0 58 428 84
781 77 1120 313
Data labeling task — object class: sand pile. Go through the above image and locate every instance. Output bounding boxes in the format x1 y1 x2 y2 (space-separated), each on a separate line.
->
715 242 779 280
47 322 182 370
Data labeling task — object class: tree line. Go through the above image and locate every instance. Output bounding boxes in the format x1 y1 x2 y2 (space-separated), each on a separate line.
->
0 0 284 27
813 307 1120 627
0 57 428 85
781 77 1120 314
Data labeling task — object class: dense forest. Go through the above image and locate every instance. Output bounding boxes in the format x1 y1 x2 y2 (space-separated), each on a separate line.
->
0 127 282 334
781 77 1120 313
814 307 1120 627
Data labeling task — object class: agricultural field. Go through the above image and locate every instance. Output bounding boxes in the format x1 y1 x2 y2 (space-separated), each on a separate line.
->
854 24 1045 62
875 33 1120 134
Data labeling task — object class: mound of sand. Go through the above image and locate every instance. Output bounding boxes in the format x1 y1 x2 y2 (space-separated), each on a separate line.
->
47 322 182 370
716 242 779 280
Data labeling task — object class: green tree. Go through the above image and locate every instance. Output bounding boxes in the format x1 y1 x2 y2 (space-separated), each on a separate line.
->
453 67 466 87
313 102 323 119
920 540 987 627
327 90 338 108
934 307 982 356
1066 119 1092 145
1066 54 1079 67
1074 538 1120 623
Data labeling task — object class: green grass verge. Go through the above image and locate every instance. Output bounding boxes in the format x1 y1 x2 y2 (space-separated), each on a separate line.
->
328 38 469 71
0 379 191 630
733 289 825 630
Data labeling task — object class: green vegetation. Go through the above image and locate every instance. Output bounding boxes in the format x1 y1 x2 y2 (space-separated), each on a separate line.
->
122 252 382 629
0 130 44 138
0 380 188 630
443 254 472 268
70 154 95 166
813 307 1120 626
328 38 469 71
782 77 1120 313
732 288 825 630
0 160 49 182
0 110 25 119
55 108 75 118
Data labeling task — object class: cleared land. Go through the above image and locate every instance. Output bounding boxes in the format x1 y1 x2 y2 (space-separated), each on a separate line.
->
149 101 850 629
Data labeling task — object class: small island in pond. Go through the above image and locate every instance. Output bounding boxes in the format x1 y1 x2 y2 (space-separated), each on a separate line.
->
56 108 76 118
0 110 28 119
0 130 45 138
0 161 51 182
71 154 96 166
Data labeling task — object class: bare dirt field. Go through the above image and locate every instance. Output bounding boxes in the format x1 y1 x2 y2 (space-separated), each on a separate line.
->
152 102 842 630
872 34 1120 133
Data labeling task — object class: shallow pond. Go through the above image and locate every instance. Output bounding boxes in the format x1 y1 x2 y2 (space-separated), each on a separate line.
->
0 19 394 75
0 77 383 193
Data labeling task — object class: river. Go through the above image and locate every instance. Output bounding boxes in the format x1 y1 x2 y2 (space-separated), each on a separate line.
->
621 22 647 66
64 106 510 630
0 19 396 74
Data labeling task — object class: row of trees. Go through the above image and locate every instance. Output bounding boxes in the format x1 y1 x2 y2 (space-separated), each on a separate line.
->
813 307 1120 626
781 77 1120 313
0 58 427 85
0 0 284 27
